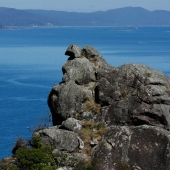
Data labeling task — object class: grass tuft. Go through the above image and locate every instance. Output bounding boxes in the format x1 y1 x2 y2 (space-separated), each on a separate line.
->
83 97 101 114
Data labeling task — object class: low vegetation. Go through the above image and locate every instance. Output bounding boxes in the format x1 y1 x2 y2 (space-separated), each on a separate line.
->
78 120 106 156
83 97 101 114
144 72 152 77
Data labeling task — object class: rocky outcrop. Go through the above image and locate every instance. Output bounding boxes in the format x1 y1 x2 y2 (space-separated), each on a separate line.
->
48 44 170 130
46 44 170 169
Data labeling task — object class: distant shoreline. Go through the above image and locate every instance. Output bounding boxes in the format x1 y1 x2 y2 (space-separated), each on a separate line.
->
1 25 170 30
1 7 170 27
0 25 15 30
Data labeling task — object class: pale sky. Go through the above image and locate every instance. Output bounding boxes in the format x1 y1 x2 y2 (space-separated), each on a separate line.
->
0 0 170 12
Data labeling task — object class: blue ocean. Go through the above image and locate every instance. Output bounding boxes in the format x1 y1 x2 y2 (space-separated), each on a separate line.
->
0 26 170 158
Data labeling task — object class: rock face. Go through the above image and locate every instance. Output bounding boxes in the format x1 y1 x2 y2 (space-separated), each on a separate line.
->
47 44 170 169
48 80 92 125
93 125 170 170
100 63 170 130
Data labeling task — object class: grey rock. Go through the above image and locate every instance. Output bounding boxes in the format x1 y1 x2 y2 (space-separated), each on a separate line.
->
83 46 99 58
96 56 116 74
65 44 82 58
48 80 92 125
52 148 61 154
92 125 170 170
77 136 84 149
81 112 95 120
62 118 82 132
62 57 96 85
72 153 90 162
90 137 99 146
34 126 79 152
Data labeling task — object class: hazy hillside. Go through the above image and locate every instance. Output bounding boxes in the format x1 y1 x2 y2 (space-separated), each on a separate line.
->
0 7 170 26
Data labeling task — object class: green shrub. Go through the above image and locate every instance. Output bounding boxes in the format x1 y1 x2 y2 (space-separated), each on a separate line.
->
31 135 43 149
14 136 56 170
15 147 56 170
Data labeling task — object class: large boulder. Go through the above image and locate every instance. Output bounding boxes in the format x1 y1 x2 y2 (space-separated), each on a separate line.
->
34 126 79 152
92 125 170 170
48 80 92 125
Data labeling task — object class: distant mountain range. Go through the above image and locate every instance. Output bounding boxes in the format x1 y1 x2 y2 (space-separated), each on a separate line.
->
0 7 170 27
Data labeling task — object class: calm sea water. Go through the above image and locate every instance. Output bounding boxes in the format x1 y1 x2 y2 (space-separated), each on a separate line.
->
0 26 170 158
